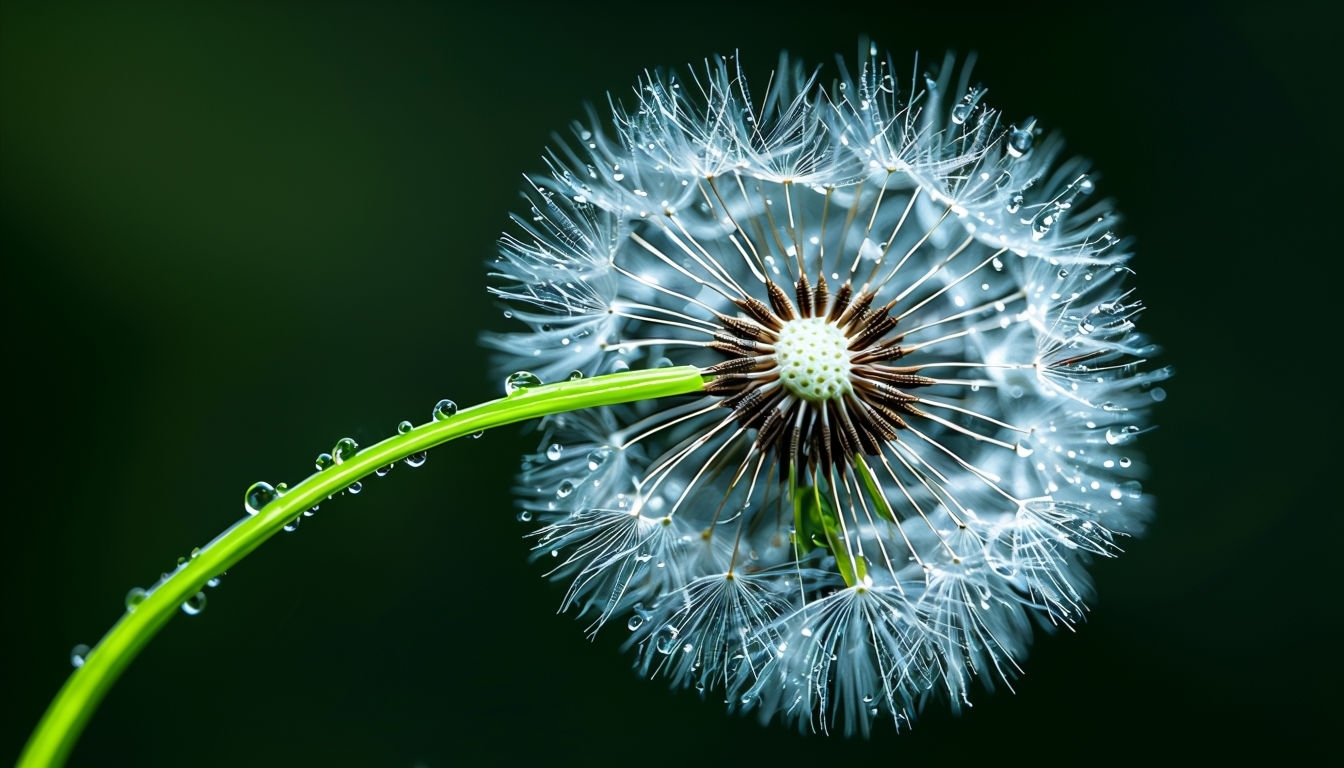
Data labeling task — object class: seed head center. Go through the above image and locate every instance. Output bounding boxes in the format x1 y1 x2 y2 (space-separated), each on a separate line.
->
775 318 853 402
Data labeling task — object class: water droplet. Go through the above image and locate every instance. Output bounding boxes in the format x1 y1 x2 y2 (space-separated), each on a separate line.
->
332 437 359 464
283 516 301 532
314 452 334 471
206 576 222 588
627 614 644 631
432 399 458 421
950 85 987 124
396 420 414 435
471 431 484 439
556 480 575 498
654 356 673 368
517 510 533 522
655 626 678 654
374 463 394 477
566 370 584 381
1014 442 1035 457
504 371 542 394
70 644 91 668
181 592 207 616
586 446 612 472
244 481 278 515
546 443 564 461
125 587 148 612
1007 117 1036 157
348 481 363 495
403 451 428 468
1119 457 1132 468
1104 425 1141 445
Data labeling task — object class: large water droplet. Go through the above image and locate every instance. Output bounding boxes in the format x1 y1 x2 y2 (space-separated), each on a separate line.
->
655 625 678 655
396 420 413 435
181 591 207 616
505 371 542 394
403 451 428 468
314 453 334 471
432 399 458 421
546 443 563 461
1007 117 1036 158
332 437 359 464
124 587 148 612
244 481 278 515
586 446 612 472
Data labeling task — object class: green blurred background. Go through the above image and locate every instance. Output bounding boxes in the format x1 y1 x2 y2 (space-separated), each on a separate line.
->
3 2 1332 765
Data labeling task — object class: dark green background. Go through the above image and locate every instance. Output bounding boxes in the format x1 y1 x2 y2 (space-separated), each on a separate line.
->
3 2 1332 765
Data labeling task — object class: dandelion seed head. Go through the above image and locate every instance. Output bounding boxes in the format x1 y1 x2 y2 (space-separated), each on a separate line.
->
484 42 1169 735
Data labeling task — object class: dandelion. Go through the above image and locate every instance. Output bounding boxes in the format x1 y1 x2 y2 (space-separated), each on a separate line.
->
485 43 1170 735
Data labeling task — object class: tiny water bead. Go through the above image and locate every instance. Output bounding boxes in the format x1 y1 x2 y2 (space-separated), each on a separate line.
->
348 481 363 495
546 443 564 461
243 481 278 515
432 399 458 421
70 644 91 668
314 452 334 471
504 371 543 394
332 437 359 464
180 591 208 616
403 451 428 468
397 419 414 434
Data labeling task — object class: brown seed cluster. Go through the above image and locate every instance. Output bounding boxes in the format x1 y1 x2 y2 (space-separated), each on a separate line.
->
703 274 938 473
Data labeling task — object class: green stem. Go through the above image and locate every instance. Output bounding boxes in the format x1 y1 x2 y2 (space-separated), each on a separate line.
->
18 365 708 768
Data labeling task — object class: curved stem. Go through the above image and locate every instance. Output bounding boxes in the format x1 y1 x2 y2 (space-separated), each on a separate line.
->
18 366 708 768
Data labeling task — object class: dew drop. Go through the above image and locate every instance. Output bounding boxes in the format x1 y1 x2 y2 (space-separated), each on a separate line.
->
546 443 564 461
283 516 301 532
70 644 91 668
403 451 428 468
627 614 644 631
332 437 359 464
244 481 278 515
432 399 458 421
505 371 543 394
566 370 584 381
314 453 334 471
517 509 533 522
124 587 148 612
206 576 222 588
1007 118 1036 157
655 626 678 655
396 420 414 435
375 464 394 477
181 591 207 616
1119 457 1132 468
1014 442 1034 457
556 480 575 498
348 480 363 495
586 446 612 472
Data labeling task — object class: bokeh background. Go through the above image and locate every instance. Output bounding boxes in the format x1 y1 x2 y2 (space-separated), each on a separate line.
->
3 2 1333 765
